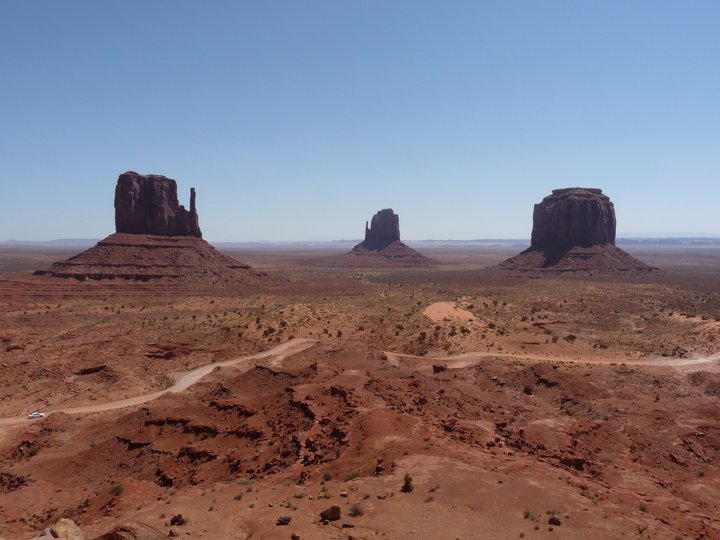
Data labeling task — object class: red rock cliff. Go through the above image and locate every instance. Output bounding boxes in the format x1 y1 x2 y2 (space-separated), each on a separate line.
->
530 188 615 251
362 208 401 251
114 172 202 238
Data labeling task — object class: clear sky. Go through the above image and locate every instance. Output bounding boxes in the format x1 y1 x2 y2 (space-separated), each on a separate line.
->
1 1 718 241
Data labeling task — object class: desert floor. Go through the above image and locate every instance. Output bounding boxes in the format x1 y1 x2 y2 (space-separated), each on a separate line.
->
1 244 719 539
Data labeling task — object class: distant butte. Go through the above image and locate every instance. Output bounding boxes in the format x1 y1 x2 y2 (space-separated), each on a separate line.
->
35 172 269 284
342 208 438 266
499 187 656 274
360 208 401 250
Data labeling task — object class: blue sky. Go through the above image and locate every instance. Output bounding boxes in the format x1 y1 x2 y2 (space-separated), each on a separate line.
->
1 1 718 241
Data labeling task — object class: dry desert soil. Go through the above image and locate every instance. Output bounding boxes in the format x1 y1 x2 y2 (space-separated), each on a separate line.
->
1 243 720 539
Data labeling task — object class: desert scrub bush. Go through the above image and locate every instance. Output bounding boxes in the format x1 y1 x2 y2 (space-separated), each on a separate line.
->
344 470 360 481
523 510 539 521
401 473 414 493
109 484 124 497
349 503 364 517
322 471 332 481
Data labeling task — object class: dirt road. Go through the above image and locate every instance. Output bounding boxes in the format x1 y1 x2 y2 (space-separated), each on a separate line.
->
387 349 720 370
0 338 316 443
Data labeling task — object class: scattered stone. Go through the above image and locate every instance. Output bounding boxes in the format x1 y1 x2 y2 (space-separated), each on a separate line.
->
432 365 447 374
342 523 355 528
276 516 291 526
75 365 107 376
169 514 186 526
548 516 562 526
320 505 341 522
340 490 349 497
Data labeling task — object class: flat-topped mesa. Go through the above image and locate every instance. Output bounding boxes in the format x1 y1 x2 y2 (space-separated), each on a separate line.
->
530 188 615 251
362 208 401 251
115 171 202 238
498 187 656 274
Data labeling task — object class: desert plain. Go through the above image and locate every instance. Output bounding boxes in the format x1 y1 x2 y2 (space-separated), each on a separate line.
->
1 242 720 539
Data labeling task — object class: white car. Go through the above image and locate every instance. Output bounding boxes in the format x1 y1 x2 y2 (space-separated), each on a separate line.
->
27 412 45 419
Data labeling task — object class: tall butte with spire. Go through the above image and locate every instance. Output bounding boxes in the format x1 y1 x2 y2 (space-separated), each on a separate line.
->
343 208 437 266
114 172 202 237
499 187 655 274
35 171 268 284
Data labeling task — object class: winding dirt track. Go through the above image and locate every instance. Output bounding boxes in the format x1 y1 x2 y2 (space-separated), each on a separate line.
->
0 338 316 443
386 349 720 370
2 338 718 445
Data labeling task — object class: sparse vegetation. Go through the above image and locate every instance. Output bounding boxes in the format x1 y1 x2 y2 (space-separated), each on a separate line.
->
401 473 414 493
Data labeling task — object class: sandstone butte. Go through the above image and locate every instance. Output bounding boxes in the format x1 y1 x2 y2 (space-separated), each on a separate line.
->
342 208 438 267
499 187 656 273
34 172 269 285
114 171 202 238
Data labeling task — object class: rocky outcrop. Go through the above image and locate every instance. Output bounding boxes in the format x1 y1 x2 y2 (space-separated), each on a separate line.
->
338 209 437 266
530 188 615 250
115 172 201 238
34 171 272 285
30 519 84 540
499 187 655 274
300 208 437 267
91 522 167 540
362 208 401 251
